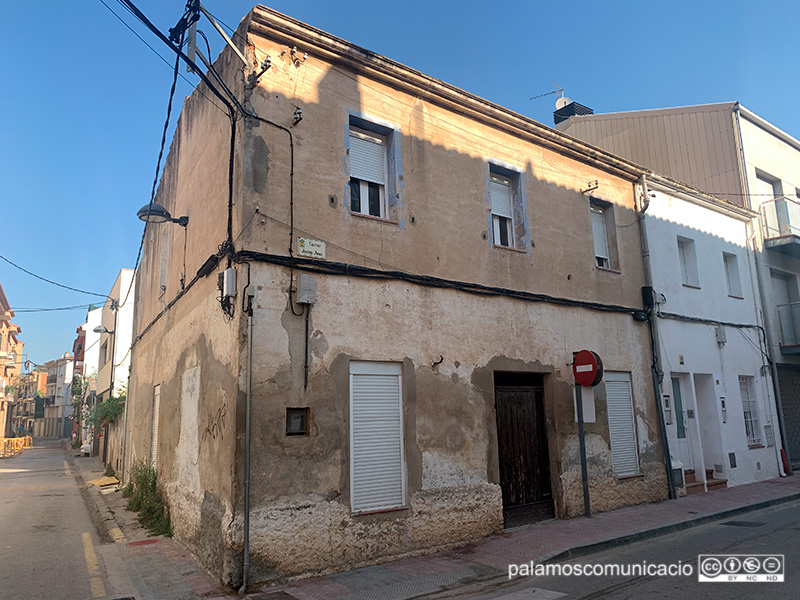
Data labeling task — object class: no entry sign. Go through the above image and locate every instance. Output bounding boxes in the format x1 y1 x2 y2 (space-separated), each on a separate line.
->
572 350 603 387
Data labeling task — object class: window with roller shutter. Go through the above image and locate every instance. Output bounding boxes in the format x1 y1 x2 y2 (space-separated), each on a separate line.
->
349 361 406 514
349 126 387 218
589 198 618 270
488 163 526 250
605 372 639 476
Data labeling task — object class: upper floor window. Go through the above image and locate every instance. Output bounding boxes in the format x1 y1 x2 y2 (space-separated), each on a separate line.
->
488 163 526 250
589 198 618 270
723 252 743 298
755 171 782 200
349 126 387 218
348 115 401 222
677 236 700 288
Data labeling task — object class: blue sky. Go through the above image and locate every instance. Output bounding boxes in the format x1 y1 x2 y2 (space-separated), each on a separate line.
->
2 0 799 365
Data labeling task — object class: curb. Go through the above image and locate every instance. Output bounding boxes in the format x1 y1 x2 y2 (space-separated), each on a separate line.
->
541 491 800 565
64 444 126 545
423 492 800 599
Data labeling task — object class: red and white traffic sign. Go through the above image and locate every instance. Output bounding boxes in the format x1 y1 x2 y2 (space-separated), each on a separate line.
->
573 350 604 387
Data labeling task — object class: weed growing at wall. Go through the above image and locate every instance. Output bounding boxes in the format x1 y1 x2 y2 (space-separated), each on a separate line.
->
124 459 172 537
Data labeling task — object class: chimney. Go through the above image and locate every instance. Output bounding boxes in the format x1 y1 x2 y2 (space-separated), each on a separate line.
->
554 100 593 126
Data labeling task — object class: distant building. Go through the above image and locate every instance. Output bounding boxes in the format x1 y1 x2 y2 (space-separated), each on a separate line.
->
73 305 103 452
13 370 47 435
0 282 24 437
41 354 73 438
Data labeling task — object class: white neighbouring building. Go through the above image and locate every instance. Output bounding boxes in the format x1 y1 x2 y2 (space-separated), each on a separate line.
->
559 101 800 472
41 353 74 438
642 175 785 490
96 269 135 469
77 305 103 451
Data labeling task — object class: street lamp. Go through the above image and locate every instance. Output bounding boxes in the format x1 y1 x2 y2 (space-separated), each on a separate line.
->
92 325 115 335
136 201 189 227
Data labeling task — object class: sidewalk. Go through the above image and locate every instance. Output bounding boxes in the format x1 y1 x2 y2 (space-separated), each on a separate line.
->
68 445 800 600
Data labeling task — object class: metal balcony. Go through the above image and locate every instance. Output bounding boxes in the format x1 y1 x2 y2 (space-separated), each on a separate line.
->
763 197 800 259
776 301 800 355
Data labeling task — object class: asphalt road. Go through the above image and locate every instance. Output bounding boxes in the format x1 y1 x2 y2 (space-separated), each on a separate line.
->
466 500 800 600
0 439 131 600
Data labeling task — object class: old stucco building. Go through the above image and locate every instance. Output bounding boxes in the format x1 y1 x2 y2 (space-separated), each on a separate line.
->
126 6 670 585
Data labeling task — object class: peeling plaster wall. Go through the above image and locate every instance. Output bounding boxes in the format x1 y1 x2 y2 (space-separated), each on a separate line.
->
128 275 241 582
238 264 666 581
126 27 247 583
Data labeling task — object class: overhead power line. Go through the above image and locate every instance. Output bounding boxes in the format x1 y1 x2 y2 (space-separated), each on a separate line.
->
14 304 94 313
0 253 109 298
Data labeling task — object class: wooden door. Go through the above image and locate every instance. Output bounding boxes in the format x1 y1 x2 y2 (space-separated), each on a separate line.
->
495 377 553 525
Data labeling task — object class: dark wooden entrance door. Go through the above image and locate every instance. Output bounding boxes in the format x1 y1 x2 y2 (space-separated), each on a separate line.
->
495 373 553 526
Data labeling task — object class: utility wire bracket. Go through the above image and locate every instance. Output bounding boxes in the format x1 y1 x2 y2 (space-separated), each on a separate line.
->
580 180 600 194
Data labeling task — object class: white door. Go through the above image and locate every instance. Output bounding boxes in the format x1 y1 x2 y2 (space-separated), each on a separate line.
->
671 376 694 471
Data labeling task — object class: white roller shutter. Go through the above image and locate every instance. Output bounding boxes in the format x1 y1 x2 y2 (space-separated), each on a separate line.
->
605 372 639 476
490 176 513 219
590 208 609 261
150 385 161 469
349 129 386 185
350 362 405 514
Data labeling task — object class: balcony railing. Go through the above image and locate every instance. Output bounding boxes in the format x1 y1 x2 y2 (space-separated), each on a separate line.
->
762 197 800 258
776 301 800 354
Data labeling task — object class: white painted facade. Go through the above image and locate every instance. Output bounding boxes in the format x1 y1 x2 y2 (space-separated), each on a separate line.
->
737 110 800 359
645 180 783 487
96 269 136 400
82 306 103 381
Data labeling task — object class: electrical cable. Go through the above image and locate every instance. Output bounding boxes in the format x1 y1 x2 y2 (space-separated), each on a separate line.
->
99 0 226 115
0 253 110 299
233 250 642 316
13 304 93 313
197 29 212 60
657 310 763 331
118 32 185 313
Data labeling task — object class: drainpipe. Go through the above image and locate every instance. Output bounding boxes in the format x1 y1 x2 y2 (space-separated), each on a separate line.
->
732 106 792 475
239 289 255 594
120 361 132 484
639 174 677 499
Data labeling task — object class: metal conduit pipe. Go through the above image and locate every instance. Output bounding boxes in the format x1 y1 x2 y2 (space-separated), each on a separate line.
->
639 174 677 499
239 290 255 593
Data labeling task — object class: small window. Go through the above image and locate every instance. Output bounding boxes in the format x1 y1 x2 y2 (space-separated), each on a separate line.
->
723 252 743 298
490 173 514 247
488 164 526 250
677 236 700 287
589 199 618 269
739 376 761 446
286 407 309 436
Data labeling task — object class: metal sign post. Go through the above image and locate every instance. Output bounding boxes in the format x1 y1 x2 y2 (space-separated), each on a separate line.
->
574 382 591 518
572 350 604 518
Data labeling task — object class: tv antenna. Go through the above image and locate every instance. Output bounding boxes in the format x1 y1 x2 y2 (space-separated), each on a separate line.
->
530 82 564 102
